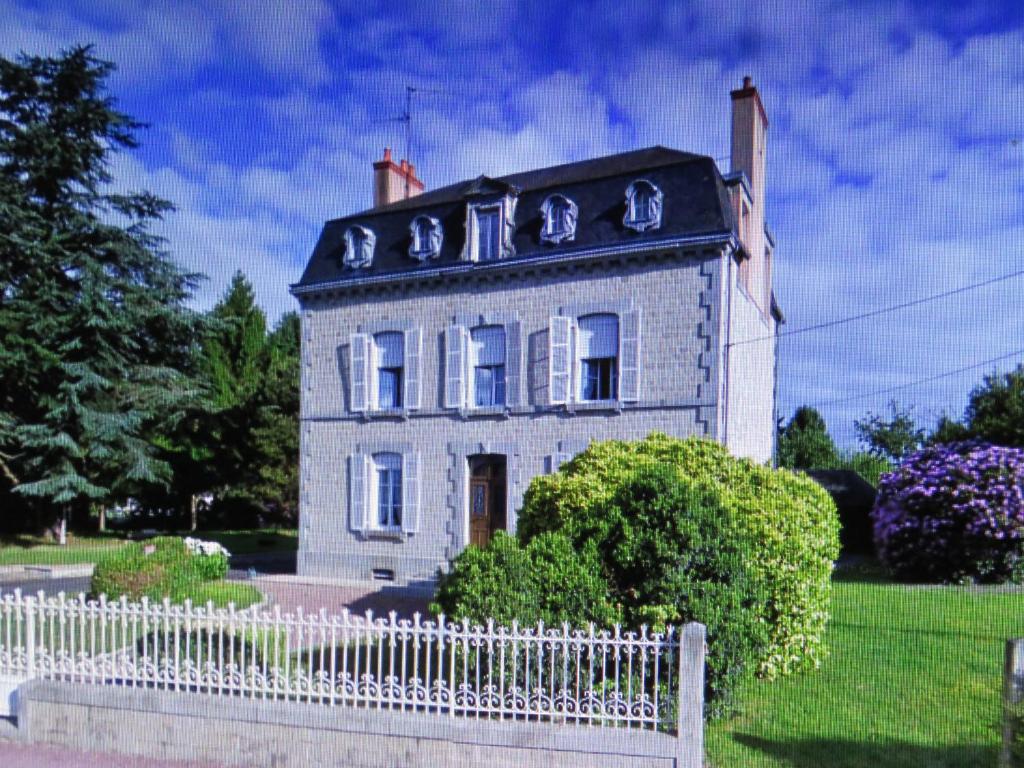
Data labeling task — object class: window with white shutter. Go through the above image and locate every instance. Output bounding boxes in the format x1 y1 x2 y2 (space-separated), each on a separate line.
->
548 316 572 405
349 334 370 412
404 328 422 410
618 309 641 403
348 453 371 532
445 325 468 408
401 453 420 534
577 314 618 402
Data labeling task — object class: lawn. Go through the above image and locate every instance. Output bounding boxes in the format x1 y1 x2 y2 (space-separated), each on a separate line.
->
0 528 297 567
706 561 1024 767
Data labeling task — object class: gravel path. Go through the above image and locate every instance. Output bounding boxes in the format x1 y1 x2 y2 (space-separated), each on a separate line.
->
250 577 432 621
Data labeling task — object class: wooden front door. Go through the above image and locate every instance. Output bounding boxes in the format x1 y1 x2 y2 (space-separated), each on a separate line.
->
468 456 506 548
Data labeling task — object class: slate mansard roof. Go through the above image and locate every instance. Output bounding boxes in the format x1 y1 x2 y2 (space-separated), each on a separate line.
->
292 146 741 294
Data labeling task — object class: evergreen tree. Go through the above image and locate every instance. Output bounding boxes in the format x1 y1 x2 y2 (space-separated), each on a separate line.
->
0 47 204 535
777 407 840 470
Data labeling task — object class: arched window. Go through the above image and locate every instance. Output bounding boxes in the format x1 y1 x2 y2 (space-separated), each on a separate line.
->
577 313 618 401
408 215 442 261
623 180 663 232
342 225 376 267
374 332 404 409
539 194 578 244
470 325 506 407
373 452 402 529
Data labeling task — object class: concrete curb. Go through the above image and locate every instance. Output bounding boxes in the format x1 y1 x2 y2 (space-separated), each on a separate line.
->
0 564 96 583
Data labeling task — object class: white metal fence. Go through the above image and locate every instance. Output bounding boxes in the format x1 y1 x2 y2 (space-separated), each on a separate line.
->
0 590 703 733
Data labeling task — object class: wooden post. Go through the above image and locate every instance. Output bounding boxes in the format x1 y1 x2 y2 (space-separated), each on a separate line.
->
190 494 198 532
676 622 706 768
98 504 106 533
1002 638 1024 767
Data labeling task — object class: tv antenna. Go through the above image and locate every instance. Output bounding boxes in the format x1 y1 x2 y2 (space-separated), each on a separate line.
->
377 85 455 195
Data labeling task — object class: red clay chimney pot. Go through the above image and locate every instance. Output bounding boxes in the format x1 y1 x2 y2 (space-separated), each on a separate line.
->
743 76 752 88
383 147 391 162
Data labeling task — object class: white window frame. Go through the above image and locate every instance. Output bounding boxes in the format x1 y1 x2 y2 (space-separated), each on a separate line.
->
342 225 376 268
462 195 518 262
623 180 663 233
350 451 421 535
349 326 422 414
539 194 578 245
547 309 641 407
371 331 404 410
469 325 507 408
408 215 442 261
576 313 619 403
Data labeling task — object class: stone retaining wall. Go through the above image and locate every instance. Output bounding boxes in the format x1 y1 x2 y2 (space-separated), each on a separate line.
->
16 680 701 768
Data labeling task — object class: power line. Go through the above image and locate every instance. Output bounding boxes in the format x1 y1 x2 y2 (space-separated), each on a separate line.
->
806 347 1024 408
727 266 1024 348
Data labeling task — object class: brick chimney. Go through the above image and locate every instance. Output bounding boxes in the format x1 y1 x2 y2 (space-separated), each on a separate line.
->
372 147 425 207
730 76 770 310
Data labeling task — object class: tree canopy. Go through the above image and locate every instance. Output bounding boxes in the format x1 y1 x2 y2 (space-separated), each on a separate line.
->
0 46 204 531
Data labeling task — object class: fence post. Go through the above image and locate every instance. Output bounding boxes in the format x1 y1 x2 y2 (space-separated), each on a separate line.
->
24 594 36 679
1002 638 1024 768
676 622 705 768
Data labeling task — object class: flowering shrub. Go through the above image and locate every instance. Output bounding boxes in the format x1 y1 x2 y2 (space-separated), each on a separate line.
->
183 537 231 580
872 441 1024 583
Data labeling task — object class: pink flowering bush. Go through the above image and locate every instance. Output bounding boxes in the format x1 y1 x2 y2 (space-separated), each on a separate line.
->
872 441 1024 583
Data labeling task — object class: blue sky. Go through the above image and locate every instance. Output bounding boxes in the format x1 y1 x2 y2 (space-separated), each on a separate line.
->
3 0 1023 449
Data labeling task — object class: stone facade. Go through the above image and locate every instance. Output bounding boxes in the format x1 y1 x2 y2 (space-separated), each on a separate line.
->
293 80 779 585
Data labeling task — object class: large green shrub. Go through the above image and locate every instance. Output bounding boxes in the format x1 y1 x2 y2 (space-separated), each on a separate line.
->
431 531 620 628
519 434 840 677
91 536 234 604
594 465 769 715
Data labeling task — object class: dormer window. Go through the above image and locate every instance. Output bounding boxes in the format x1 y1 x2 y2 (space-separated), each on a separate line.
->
476 207 501 261
623 180 663 232
408 215 442 261
540 194 578 245
463 195 517 262
342 225 375 268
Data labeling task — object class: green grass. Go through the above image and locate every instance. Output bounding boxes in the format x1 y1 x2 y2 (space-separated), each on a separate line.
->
186 580 262 609
0 533 129 566
706 561 1024 767
0 528 297 567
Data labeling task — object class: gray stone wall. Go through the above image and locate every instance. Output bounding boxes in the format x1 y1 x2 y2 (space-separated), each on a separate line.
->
16 680 695 768
297 250 729 583
722 252 777 464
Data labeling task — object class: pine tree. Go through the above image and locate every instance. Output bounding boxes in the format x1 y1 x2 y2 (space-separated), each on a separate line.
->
0 47 204 535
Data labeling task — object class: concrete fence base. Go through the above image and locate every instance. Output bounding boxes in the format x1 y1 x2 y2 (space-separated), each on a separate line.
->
15 680 701 768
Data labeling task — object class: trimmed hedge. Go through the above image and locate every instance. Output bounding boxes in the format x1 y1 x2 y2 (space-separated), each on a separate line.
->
518 434 841 678
873 441 1024 583
431 531 620 629
592 464 769 715
91 536 234 604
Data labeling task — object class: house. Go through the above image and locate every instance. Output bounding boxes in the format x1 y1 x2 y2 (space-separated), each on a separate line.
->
290 77 782 584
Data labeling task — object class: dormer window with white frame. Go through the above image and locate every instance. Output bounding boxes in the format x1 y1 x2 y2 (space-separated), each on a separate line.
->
623 180 663 232
463 195 517 262
408 215 442 261
342 225 376 268
539 194 578 245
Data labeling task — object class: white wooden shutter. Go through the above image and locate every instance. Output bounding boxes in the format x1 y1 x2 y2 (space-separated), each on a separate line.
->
348 453 371 532
504 321 522 407
401 452 420 534
549 316 572 405
350 333 370 412
444 325 467 409
404 327 422 410
619 309 641 403
547 453 571 474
